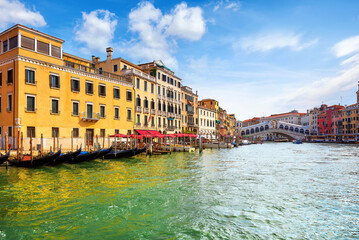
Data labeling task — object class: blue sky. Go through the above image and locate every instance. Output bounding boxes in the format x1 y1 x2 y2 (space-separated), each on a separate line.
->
2 0 359 119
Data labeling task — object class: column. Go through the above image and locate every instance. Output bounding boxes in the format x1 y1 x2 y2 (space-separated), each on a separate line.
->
18 32 21 48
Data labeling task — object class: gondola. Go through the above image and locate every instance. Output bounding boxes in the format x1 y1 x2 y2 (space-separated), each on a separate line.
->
8 149 61 168
96 146 113 159
134 146 147 156
0 151 10 165
67 148 101 164
104 148 136 159
47 147 82 166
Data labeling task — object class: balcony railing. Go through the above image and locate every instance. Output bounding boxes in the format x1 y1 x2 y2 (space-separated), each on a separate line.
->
187 110 194 115
144 108 149 114
136 122 141 126
136 106 142 113
151 109 156 115
122 68 156 82
81 112 99 122
188 122 195 126
167 126 176 130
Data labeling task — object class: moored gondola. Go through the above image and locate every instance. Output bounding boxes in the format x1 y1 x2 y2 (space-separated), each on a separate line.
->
96 146 113 159
0 151 10 165
134 146 147 156
47 147 82 166
8 149 62 168
104 148 136 159
67 149 101 164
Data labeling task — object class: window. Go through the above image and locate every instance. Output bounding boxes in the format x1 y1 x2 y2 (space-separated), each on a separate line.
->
9 36 18 50
99 67 103 74
100 129 105 138
3 40 8 52
126 90 132 101
136 78 140 89
144 81 147 91
163 87 165 96
27 127 35 138
25 69 35 84
72 101 79 116
7 69 13 84
127 108 132 121
49 74 60 88
162 74 166 82
71 79 80 92
137 114 140 124
51 98 59 114
114 65 118 72
158 86 161 95
158 72 160 79
51 45 61 58
0 71 2 86
7 93 12 111
99 84 106 97
26 95 36 112
151 83 154 93
114 107 119 119
86 81 93 94
123 65 127 70
0 95 1 113
73 128 79 138
8 126 12 137
52 127 59 138
100 105 106 118
37 41 49 55
86 103 93 118
114 87 120 99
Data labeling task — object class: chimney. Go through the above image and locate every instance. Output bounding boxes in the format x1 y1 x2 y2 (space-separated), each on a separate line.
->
92 56 95 63
106 47 113 61
95 57 100 63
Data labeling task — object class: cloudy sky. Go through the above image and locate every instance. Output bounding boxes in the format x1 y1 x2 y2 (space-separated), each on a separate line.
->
2 0 359 119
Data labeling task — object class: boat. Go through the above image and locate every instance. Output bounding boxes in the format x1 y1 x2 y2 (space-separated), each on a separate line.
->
8 149 62 168
47 147 82 166
242 140 250 145
134 146 147 155
293 139 303 144
96 146 113 159
0 151 10 165
104 148 136 159
67 149 101 164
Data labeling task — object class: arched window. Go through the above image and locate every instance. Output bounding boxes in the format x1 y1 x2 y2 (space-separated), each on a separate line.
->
144 97 148 108
265 125 269 130
158 101 161 111
279 125 283 129
136 95 141 107
246 129 250 135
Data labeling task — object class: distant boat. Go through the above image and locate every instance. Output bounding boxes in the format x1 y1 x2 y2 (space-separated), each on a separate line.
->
242 140 250 145
293 139 303 144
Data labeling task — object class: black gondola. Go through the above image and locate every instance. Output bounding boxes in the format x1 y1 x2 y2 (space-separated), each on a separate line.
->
96 146 113 159
67 149 101 164
0 151 10 165
8 149 61 168
104 148 136 159
47 147 82 166
134 146 147 156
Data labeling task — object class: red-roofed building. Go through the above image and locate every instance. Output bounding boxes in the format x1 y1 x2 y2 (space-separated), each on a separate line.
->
242 117 260 127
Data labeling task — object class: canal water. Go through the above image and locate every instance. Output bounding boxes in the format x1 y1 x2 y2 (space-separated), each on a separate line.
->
0 143 358 239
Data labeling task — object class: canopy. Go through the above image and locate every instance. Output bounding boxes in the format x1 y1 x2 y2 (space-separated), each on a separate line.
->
164 134 176 138
129 134 143 139
135 130 165 138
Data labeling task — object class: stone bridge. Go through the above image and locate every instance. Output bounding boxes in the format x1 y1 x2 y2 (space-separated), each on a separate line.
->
241 120 310 140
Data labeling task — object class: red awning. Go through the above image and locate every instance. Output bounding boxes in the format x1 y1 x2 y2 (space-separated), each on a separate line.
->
149 130 164 138
135 130 165 138
164 134 176 138
129 134 143 139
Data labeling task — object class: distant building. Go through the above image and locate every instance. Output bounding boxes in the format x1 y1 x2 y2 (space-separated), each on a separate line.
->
242 117 260 127
198 106 216 137
260 110 305 125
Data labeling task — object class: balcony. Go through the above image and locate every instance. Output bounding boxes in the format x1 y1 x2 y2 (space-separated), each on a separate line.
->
176 114 181 119
81 112 99 122
187 110 194 115
136 106 142 113
188 122 195 126
167 125 176 131
122 68 156 82
136 122 141 127
144 108 149 114
162 112 167 117
151 109 156 115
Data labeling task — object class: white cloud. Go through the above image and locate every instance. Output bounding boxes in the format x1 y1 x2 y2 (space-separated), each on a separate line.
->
213 1 241 12
236 32 317 52
332 35 359 58
74 10 117 54
0 0 46 28
122 1 206 69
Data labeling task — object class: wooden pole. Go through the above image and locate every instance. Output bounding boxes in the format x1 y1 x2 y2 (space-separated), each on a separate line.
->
57 134 59 152
53 130 56 152
71 130 74 152
20 132 23 159
30 131 33 162
96 134 99 149
102 134 105 150
40 133 43 156
114 132 117 158
17 128 20 159
5 132 8 153
107 134 110 149
126 136 129 150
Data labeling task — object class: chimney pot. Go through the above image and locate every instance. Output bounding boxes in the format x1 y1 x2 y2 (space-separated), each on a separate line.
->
106 47 113 61
95 57 100 63
92 56 95 63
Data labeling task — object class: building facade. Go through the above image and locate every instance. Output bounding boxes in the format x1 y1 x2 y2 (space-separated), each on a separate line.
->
198 106 216 138
181 86 199 133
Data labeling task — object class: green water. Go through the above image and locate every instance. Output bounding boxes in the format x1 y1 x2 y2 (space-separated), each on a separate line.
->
0 143 358 239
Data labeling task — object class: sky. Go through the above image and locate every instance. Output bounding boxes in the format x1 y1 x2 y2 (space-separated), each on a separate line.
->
2 0 359 120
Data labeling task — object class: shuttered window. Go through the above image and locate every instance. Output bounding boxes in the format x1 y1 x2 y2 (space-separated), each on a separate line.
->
21 35 35 50
51 45 61 58
9 36 18 50
37 41 49 54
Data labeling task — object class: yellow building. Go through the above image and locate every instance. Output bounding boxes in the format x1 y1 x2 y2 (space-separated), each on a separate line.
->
95 48 158 133
0 25 134 150
181 86 199 133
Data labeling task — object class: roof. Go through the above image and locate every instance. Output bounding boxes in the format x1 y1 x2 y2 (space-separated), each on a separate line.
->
63 52 92 64
0 24 64 43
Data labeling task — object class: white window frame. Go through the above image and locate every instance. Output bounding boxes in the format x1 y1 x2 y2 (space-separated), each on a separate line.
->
25 67 36 85
25 94 36 112
113 87 120 99
72 100 79 116
85 80 94 95
127 108 132 121
99 104 106 118
114 106 120 120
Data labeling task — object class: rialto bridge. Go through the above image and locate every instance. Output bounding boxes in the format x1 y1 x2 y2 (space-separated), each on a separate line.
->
240 120 310 140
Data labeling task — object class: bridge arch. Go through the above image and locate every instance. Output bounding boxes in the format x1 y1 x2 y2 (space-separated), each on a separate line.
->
255 127 259 133
265 125 269 130
295 128 299 133
279 124 283 129
260 126 264 131
290 126 294 131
